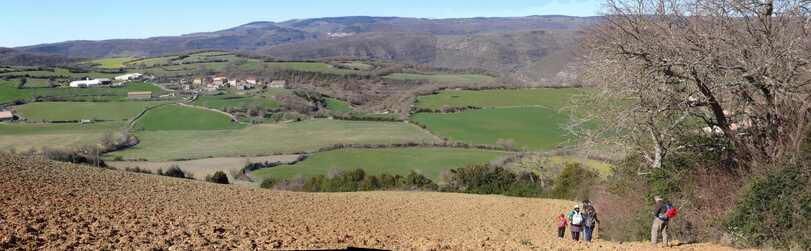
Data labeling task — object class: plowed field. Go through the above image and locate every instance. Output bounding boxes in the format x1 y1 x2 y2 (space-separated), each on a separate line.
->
0 154 746 250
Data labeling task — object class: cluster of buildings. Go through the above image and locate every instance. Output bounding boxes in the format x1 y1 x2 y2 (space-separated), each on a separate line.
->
190 75 287 92
69 73 143 88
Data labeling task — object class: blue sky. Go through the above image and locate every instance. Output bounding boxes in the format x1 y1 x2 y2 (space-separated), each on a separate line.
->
1 0 602 47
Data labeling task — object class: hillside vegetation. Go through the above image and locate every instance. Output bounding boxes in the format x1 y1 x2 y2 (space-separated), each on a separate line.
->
17 16 597 83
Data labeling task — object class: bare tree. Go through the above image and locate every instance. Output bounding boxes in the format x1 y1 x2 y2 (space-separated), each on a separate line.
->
578 0 811 171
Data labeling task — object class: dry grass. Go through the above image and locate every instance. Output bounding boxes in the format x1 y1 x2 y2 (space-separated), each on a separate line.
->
107 155 301 182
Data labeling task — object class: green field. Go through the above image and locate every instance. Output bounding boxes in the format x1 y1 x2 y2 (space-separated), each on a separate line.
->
0 122 126 152
267 62 361 75
384 73 496 84
111 120 438 161
412 107 574 150
21 79 52 88
0 68 121 79
88 57 135 68
415 88 584 110
126 55 177 67
173 52 232 64
194 94 279 111
0 81 165 104
335 61 374 71
252 147 509 181
324 98 352 113
134 104 239 131
15 101 164 122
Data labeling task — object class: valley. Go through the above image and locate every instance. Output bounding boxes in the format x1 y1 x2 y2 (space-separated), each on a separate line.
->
3 1 807 249
0 51 604 187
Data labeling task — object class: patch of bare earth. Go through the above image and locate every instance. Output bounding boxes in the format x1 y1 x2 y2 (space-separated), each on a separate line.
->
0 154 747 250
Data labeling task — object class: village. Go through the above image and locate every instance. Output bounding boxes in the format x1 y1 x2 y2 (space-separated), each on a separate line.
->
68 72 288 93
0 72 291 123
188 75 287 92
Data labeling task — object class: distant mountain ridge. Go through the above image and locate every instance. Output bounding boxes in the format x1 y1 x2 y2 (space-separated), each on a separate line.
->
16 15 599 83
0 48 77 66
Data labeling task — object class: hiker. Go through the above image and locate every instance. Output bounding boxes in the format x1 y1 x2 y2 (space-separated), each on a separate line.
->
556 213 568 238
566 205 583 241
582 201 600 242
651 196 674 246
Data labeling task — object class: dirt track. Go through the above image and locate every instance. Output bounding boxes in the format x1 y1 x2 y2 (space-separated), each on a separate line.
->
0 154 746 250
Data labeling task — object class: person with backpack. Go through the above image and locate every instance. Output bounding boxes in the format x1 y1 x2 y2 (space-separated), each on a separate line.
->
566 205 584 241
651 196 677 246
556 213 568 238
582 203 600 242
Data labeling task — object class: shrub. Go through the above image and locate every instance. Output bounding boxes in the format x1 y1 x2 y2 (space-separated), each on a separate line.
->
404 171 438 190
548 162 599 200
724 164 811 250
360 175 381 191
205 171 230 184
124 166 152 174
159 165 192 179
41 146 107 168
260 178 277 189
296 169 437 192
442 164 544 197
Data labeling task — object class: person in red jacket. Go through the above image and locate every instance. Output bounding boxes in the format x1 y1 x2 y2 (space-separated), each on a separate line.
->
556 213 568 238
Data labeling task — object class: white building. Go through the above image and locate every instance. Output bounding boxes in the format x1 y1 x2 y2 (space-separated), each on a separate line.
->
0 111 14 122
114 73 143 81
69 79 102 88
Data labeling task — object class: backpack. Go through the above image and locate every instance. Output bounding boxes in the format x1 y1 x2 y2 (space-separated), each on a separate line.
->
664 203 678 219
571 211 584 225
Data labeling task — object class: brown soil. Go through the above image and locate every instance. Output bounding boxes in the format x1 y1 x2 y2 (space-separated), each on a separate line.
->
0 154 749 250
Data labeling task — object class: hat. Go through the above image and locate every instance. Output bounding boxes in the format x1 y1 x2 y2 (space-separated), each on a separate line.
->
573 204 580 209
654 196 663 201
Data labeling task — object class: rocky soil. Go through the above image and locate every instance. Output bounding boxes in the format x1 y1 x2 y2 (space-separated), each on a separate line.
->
0 154 747 250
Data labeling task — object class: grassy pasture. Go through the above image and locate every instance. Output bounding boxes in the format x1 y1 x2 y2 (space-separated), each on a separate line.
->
267 62 361 75
0 81 165 104
0 68 122 79
111 119 438 161
88 57 135 68
194 94 279 111
0 122 126 152
415 88 584 110
334 61 374 70
173 52 232 64
21 78 52 88
134 104 240 131
324 98 352 113
126 55 177 67
412 107 574 150
384 73 496 84
143 62 227 78
15 101 164 122
251 147 509 181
